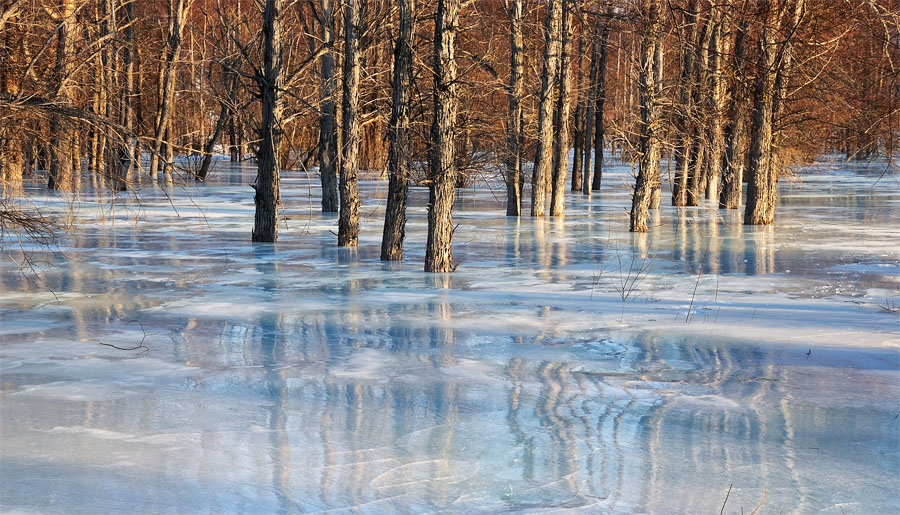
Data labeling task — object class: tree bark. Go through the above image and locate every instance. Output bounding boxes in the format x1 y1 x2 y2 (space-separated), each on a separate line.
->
252 0 284 243
505 0 525 216
531 0 562 217
338 0 362 247
630 0 661 233
672 0 701 207
550 0 573 216
706 17 726 201
425 0 459 272
48 0 79 191
318 0 340 212
114 0 136 192
149 0 188 179
590 9 611 192
720 16 750 209
571 22 585 192
381 0 415 260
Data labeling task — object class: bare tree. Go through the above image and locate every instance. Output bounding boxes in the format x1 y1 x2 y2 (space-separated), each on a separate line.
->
338 0 363 247
381 0 415 260
252 0 284 243
505 0 525 216
531 0 563 217
318 0 340 212
425 0 459 272
550 0 574 216
630 0 662 232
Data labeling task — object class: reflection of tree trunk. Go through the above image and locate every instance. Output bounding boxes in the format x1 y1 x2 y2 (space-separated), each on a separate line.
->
531 0 562 217
505 0 525 216
425 0 459 272
338 0 362 247
318 0 340 212
550 0 573 216
252 0 284 243
630 0 661 233
48 0 79 191
381 0 415 260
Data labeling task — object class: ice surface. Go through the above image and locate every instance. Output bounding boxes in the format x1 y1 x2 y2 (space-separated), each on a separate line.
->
1 157 898 513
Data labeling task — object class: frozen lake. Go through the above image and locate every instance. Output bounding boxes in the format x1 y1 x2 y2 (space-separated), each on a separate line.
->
2 158 898 513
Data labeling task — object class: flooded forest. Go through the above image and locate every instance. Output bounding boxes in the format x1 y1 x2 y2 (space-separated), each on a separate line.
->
1 0 898 513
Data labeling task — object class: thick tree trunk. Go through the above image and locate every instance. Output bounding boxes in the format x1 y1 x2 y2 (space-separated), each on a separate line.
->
531 0 562 217
590 11 611 192
720 17 750 209
630 0 661 233
381 0 415 260
580 20 598 195
425 0 459 272
550 0 573 216
688 18 714 204
338 0 362 247
318 0 340 212
744 3 778 225
48 0 78 191
505 0 525 216
149 0 188 179
252 0 284 243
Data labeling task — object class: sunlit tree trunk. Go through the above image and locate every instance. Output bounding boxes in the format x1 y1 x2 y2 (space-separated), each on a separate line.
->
590 8 611 192
672 0 700 207
571 22 585 192
252 0 284 243
338 0 362 247
531 0 562 217
706 17 726 200
744 1 779 225
150 0 190 181
381 0 415 260
505 0 525 216
115 0 136 191
550 0 573 216
630 0 661 233
720 16 750 209
425 0 459 272
318 0 340 212
48 0 79 191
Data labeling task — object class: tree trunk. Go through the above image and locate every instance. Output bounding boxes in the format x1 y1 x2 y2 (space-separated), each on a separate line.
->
114 0 136 192
318 0 340 212
571 23 585 192
672 0 701 207
630 0 661 233
505 0 525 216
196 100 230 181
550 0 573 216
706 18 726 201
149 0 188 179
720 16 750 209
252 0 284 243
381 0 415 260
744 2 779 225
338 0 362 246
48 0 79 191
425 0 459 272
590 9 611 192
580 18 598 195
531 0 562 217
